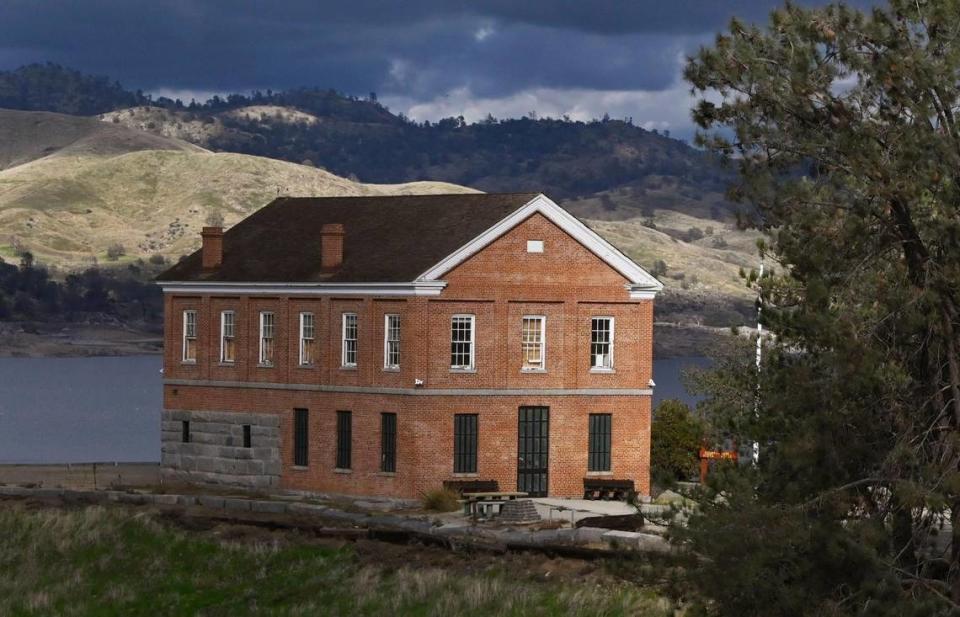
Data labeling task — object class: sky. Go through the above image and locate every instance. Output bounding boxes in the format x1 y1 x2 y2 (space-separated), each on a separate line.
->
0 0 876 139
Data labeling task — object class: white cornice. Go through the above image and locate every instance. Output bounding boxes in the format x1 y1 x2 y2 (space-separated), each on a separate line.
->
627 286 658 300
159 281 448 296
416 193 663 294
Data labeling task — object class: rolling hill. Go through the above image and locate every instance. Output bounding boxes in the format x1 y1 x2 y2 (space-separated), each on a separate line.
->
0 110 473 269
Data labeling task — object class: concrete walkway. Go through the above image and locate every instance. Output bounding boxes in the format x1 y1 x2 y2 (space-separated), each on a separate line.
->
532 498 637 523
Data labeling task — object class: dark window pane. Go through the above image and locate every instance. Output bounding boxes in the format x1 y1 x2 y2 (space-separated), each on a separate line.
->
337 411 352 470
381 413 397 473
294 409 309 467
181 420 190 444
588 414 612 472
453 414 478 473
243 424 251 449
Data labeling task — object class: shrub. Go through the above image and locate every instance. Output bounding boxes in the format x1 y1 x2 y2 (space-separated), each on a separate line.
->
684 226 705 242
421 488 460 512
651 399 704 485
148 254 166 266
106 243 126 261
650 259 668 278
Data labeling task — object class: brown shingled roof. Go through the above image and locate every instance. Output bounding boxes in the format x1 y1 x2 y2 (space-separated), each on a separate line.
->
156 193 540 283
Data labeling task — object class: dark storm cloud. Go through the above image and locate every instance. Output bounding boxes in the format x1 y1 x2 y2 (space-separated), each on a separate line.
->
0 0 879 116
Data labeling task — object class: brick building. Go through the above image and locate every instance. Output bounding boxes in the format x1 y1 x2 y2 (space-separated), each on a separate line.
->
157 193 662 498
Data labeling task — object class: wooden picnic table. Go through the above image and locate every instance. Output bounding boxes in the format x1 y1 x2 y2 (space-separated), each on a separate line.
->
460 491 529 518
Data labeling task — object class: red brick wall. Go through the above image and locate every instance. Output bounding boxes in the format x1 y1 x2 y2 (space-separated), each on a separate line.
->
163 212 654 498
164 385 650 498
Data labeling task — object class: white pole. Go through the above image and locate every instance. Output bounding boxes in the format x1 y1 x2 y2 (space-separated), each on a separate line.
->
752 256 764 464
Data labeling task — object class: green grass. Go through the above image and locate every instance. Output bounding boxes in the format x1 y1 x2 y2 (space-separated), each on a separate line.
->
0 503 672 616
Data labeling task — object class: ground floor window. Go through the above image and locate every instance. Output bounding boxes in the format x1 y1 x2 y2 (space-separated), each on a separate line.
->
181 420 190 443
293 409 309 466
336 411 352 470
242 424 251 448
588 413 612 472
453 414 478 473
381 412 397 472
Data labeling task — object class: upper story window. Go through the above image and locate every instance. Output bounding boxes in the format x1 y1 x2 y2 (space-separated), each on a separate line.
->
384 313 401 370
450 315 475 370
220 310 235 363
590 317 614 370
182 310 197 363
342 313 358 367
259 311 275 366
521 316 545 371
299 312 316 366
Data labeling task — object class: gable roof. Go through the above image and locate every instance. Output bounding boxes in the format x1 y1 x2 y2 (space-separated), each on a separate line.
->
157 192 663 295
157 193 539 283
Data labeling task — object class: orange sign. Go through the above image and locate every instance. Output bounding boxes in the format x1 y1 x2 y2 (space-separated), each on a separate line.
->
699 449 738 461
698 447 738 483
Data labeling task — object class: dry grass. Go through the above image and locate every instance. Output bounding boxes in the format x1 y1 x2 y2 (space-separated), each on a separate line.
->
0 502 672 616
0 147 475 269
421 488 461 512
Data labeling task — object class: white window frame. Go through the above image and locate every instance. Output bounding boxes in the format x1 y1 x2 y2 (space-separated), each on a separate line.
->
341 312 358 368
450 314 476 371
384 313 401 370
182 310 197 363
219 310 235 363
299 312 315 366
521 315 546 372
590 316 615 371
259 311 275 366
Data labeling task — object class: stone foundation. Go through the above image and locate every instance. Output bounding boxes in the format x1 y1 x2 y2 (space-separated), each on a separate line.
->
161 410 280 489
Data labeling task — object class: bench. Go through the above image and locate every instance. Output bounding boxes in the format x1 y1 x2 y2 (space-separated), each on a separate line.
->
460 491 528 519
583 478 636 502
443 479 499 495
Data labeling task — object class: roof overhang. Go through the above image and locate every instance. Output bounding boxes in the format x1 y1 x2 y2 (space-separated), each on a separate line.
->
158 281 448 296
415 193 664 296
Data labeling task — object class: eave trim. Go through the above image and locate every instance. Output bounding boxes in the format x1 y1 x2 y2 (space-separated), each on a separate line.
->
158 281 448 297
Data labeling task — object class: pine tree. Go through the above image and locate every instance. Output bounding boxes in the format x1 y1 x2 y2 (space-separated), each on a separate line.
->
681 1 960 613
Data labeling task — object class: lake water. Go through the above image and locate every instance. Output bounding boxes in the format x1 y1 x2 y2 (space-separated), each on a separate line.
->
0 355 710 464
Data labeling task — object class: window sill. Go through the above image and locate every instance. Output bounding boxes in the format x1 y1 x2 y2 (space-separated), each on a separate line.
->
340 365 358 371
257 363 274 369
452 472 479 478
521 368 547 374
297 364 316 369
180 360 197 365
334 468 352 474
585 471 613 477
291 465 309 472
383 367 400 373
377 472 397 477
589 368 616 374
449 368 477 374
217 362 236 367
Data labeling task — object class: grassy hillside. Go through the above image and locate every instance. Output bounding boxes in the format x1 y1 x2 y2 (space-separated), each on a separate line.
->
0 108 203 171
0 149 472 268
0 109 473 268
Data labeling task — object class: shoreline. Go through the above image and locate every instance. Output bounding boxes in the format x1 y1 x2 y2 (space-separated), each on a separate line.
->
0 321 162 358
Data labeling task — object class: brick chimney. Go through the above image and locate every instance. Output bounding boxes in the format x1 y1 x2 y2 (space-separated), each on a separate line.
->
321 223 344 271
201 226 223 270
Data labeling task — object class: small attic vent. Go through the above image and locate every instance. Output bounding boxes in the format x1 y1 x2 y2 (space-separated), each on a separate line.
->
527 240 544 253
